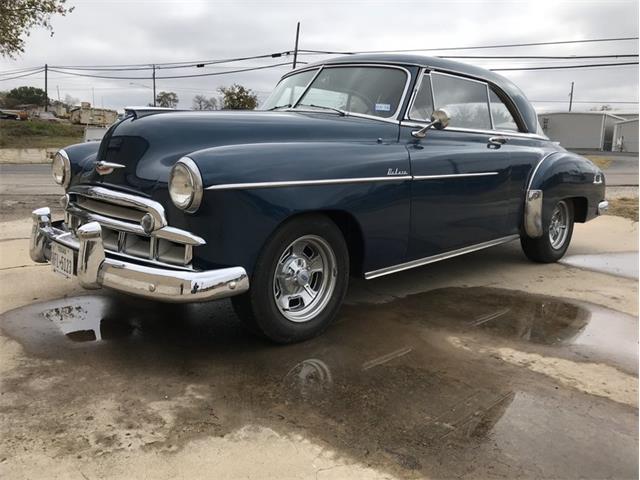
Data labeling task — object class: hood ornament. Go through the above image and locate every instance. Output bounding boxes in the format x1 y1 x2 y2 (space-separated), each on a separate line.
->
95 161 125 176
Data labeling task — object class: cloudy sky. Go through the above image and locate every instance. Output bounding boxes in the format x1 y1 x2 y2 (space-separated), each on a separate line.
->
1 0 638 113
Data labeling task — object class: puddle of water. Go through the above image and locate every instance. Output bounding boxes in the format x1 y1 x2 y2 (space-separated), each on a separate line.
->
560 252 639 279
0 287 637 479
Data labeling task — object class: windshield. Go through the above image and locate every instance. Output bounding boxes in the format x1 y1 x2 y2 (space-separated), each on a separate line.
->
261 69 318 111
262 66 408 118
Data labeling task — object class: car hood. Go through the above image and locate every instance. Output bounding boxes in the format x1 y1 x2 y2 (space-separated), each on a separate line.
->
79 110 399 195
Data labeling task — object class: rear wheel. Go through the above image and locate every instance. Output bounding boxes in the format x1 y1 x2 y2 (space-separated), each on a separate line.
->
521 199 574 263
232 215 349 343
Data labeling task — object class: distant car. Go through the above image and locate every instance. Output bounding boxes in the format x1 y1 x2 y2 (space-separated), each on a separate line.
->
30 54 607 343
0 110 21 120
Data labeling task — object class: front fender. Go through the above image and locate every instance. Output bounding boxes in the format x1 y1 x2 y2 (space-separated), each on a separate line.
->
167 141 412 275
63 142 101 187
524 151 605 237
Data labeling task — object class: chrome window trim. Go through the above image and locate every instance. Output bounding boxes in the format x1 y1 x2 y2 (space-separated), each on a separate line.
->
406 69 436 124
424 65 531 132
284 63 412 121
403 67 532 135
261 66 322 111
206 176 412 191
400 120 549 141
364 234 520 280
486 83 495 130
429 71 493 132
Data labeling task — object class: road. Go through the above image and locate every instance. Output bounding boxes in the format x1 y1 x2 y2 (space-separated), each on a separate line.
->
596 153 639 186
0 164 64 195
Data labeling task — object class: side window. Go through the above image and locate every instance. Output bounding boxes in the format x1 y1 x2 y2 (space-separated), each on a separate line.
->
408 75 434 121
431 73 491 130
489 90 519 132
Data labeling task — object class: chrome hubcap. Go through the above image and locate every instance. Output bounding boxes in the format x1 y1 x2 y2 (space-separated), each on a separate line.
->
273 235 337 323
549 201 569 249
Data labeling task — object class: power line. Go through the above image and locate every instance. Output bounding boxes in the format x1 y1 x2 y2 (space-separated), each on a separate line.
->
47 62 293 80
299 35 640 55
491 61 639 71
531 100 638 104
48 51 295 70
435 54 639 60
0 68 44 81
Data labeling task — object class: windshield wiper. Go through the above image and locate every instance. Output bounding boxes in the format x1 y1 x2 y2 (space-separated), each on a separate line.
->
266 104 291 111
295 103 347 116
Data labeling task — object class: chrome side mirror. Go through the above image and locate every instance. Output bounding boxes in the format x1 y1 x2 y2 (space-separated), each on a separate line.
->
411 108 450 138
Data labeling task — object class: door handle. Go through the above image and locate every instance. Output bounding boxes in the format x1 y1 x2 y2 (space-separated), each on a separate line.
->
487 136 508 149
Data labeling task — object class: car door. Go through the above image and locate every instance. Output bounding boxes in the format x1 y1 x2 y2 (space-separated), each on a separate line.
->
401 71 518 260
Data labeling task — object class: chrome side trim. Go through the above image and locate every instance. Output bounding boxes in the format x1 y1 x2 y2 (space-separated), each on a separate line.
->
364 234 520 280
524 190 544 238
69 185 167 230
413 172 498 180
526 151 559 192
206 176 413 191
206 172 501 191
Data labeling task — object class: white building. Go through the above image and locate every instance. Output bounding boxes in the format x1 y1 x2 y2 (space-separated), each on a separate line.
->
537 112 626 151
612 119 639 153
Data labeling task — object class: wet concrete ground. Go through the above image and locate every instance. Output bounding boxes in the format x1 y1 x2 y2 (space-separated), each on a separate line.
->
1 287 637 479
561 252 639 279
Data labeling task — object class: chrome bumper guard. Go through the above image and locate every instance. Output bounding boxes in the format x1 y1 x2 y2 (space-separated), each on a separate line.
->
30 207 249 303
597 200 609 215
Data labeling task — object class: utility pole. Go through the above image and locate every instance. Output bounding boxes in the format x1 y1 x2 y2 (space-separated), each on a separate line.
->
292 22 300 69
152 64 157 106
44 64 48 112
568 81 574 112
56 85 60 102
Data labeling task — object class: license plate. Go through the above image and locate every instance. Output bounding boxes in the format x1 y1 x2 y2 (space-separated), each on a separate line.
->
51 243 74 278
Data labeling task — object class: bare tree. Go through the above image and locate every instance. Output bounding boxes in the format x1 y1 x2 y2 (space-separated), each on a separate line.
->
192 95 218 110
155 91 179 109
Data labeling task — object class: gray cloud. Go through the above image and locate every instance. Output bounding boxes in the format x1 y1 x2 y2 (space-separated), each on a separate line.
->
1 0 638 112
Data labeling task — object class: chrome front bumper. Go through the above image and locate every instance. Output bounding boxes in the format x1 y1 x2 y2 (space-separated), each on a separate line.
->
29 207 249 303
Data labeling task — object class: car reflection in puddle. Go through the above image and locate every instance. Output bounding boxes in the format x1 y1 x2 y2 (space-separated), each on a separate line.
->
0 287 637 478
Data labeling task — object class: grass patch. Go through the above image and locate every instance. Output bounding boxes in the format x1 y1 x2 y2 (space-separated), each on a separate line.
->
585 155 612 170
0 120 84 148
606 197 638 222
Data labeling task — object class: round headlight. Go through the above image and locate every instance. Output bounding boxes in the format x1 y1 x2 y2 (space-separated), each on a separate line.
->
51 150 70 188
169 157 203 213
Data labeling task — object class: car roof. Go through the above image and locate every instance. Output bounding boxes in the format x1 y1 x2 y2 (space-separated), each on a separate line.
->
297 54 539 134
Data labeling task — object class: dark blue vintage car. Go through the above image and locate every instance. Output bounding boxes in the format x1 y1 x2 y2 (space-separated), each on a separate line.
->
30 54 607 342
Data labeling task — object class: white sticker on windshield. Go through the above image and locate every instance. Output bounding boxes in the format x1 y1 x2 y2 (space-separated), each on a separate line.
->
375 103 391 112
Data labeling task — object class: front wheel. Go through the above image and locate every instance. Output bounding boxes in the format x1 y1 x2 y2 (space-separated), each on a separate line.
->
521 199 574 263
232 215 349 343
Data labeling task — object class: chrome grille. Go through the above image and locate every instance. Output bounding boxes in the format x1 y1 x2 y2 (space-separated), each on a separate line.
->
64 186 204 270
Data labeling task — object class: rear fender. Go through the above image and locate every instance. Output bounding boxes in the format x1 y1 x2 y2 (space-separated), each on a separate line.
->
524 151 604 237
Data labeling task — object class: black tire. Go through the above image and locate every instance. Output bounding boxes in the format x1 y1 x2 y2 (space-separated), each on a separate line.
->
521 199 574 263
231 214 349 344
